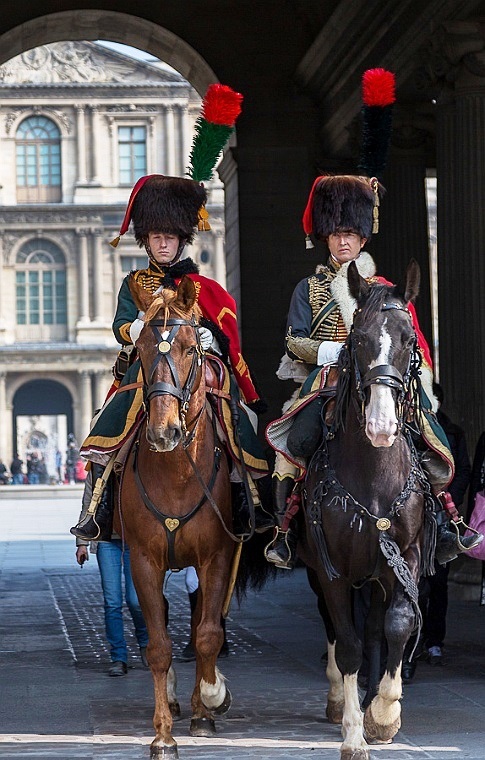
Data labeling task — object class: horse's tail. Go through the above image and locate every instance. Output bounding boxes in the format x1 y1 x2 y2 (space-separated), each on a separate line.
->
235 530 277 601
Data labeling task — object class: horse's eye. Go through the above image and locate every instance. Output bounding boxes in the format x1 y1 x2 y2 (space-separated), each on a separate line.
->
187 346 196 355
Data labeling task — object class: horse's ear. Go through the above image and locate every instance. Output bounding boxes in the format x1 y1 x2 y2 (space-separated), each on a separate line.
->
347 260 370 302
176 276 197 312
396 258 420 304
129 274 155 312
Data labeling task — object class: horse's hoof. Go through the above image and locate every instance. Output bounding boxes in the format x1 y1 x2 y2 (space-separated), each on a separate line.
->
326 700 344 724
364 706 400 743
169 700 181 720
213 687 232 716
341 749 370 760
150 743 178 759
189 717 216 737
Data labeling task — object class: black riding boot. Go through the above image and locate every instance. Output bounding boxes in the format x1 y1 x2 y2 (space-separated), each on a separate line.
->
70 464 113 541
264 477 298 570
179 589 230 661
434 504 483 565
231 481 274 536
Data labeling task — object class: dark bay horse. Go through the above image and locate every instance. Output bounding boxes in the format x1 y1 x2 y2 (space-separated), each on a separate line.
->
118 276 237 759
300 260 431 760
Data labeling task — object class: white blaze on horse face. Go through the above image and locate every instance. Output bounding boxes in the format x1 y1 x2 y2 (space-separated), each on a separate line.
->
365 318 398 447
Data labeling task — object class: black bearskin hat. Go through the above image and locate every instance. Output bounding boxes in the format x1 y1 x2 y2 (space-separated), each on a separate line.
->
110 174 207 248
131 175 207 246
303 175 382 242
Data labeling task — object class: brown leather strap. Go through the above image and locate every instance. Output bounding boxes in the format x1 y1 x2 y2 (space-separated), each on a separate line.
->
115 382 144 394
204 385 231 400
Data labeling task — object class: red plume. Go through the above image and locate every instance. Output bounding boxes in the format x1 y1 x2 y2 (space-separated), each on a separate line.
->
362 68 396 107
201 84 243 126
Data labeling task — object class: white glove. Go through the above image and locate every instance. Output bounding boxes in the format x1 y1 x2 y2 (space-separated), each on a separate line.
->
317 340 344 366
198 326 214 351
129 318 145 344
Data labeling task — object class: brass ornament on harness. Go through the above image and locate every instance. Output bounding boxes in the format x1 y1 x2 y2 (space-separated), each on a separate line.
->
158 340 172 354
376 517 392 531
165 517 180 532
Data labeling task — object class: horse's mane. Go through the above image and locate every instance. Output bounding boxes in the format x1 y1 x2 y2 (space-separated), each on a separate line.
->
358 282 396 321
144 287 202 325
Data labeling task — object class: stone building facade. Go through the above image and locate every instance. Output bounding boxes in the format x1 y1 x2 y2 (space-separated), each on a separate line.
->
0 41 225 477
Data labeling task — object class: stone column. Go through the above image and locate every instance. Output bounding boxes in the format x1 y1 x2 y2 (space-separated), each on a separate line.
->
92 230 104 322
79 370 93 440
0 372 9 461
93 370 109 412
432 23 485 442
164 105 176 175
180 104 190 176
148 116 156 173
76 230 90 323
213 229 227 286
90 106 100 184
75 105 87 184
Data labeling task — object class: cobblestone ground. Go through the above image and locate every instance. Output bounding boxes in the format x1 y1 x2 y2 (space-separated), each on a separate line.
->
1 497 485 759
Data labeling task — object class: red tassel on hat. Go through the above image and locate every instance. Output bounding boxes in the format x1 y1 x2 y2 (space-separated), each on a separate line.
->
302 175 325 249
110 175 162 247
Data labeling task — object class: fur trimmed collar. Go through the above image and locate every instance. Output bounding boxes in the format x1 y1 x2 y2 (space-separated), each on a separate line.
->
148 257 199 289
330 251 376 331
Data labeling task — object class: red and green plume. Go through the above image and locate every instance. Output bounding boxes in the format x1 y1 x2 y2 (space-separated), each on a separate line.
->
358 68 396 179
187 84 243 183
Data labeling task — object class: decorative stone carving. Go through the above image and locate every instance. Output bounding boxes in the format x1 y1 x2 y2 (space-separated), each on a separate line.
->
4 106 72 134
105 105 158 113
415 20 485 95
0 41 184 86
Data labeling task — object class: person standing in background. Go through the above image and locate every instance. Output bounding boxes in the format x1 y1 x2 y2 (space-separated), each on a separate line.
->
403 382 471 681
75 465 149 677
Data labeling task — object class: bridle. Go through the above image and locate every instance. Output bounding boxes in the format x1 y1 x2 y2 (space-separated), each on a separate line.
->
131 311 242 566
142 314 204 446
348 301 420 428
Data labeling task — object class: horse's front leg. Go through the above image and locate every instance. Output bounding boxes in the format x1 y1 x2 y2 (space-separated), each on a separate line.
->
130 553 178 759
361 582 388 709
189 554 232 737
321 579 370 760
364 551 419 744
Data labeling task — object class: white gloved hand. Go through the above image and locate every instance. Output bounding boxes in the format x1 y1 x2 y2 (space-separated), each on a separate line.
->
129 318 145 344
317 340 344 366
198 326 214 351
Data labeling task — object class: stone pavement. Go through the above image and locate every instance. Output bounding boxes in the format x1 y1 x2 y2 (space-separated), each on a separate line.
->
0 490 485 760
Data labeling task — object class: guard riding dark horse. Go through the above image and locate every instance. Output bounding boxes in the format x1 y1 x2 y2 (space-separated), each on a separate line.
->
300 260 435 760
118 276 239 759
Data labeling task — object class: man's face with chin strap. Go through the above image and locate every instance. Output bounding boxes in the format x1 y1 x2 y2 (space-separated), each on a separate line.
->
146 232 183 265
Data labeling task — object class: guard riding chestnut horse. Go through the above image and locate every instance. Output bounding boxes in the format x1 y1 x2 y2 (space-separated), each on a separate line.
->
119 276 238 759
300 260 432 760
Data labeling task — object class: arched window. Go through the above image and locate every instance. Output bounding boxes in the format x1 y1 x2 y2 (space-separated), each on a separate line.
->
16 240 67 333
16 116 61 202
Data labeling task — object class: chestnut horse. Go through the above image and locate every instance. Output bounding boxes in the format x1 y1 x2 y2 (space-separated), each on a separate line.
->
300 260 433 760
119 276 237 759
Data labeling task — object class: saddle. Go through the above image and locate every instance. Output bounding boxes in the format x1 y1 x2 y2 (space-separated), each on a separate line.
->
205 355 231 401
